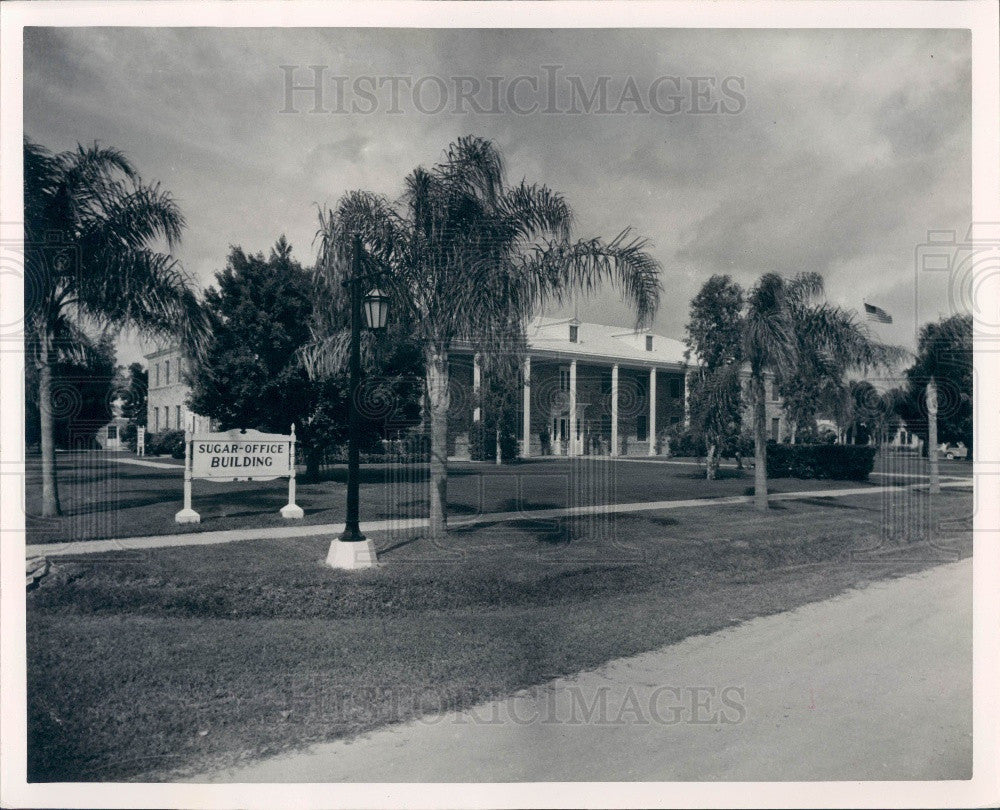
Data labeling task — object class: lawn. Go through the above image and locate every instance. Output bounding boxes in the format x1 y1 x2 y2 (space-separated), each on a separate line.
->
26 486 971 782
23 451 965 545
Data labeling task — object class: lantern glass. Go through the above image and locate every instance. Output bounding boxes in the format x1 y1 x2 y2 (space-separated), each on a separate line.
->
363 288 390 330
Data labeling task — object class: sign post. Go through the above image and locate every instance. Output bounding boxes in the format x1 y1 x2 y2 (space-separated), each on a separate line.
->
280 424 305 519
175 428 199 523
175 425 303 523
136 425 145 457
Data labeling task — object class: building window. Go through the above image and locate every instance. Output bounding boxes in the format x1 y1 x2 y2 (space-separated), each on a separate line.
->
155 363 160 387
176 405 182 431
107 425 118 440
645 335 653 351
669 378 680 398
569 324 578 343
637 413 648 442
154 407 160 432
165 360 170 385
559 367 571 391
771 417 780 442
165 408 170 430
770 379 780 401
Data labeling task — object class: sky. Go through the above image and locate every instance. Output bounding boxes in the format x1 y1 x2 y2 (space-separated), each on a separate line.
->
23 26 971 370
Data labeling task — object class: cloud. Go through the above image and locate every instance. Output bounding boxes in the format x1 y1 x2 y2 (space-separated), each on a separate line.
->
22 27 971 364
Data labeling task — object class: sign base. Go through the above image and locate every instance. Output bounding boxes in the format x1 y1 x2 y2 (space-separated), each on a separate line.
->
280 503 304 519
326 538 378 570
175 508 201 524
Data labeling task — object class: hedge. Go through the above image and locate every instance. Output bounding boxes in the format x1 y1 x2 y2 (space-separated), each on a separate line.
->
765 444 877 481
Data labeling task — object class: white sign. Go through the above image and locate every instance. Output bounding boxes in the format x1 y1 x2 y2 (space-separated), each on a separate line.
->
136 425 146 457
176 426 304 524
192 434 291 480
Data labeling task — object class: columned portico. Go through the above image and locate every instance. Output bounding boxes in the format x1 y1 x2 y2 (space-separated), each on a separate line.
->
450 318 688 460
610 364 619 457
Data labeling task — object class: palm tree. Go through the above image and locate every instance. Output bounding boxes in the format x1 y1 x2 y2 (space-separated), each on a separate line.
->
688 362 742 480
744 272 905 511
24 139 208 517
310 136 661 537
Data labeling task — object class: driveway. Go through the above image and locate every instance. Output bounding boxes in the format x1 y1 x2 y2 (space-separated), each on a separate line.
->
190 557 972 782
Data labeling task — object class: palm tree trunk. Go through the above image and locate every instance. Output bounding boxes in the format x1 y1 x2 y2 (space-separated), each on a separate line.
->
790 420 797 445
753 378 768 511
37 329 61 517
426 347 450 537
705 441 717 480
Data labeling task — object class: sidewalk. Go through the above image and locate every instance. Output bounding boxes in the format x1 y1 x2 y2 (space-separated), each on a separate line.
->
188 557 972 782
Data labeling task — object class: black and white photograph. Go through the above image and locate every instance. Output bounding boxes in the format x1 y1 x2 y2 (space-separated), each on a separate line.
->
1 1 998 808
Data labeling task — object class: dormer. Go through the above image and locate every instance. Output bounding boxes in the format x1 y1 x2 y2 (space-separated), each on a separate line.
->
569 318 580 343
645 335 653 351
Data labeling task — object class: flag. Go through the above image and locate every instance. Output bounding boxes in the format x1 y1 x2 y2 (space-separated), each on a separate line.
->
864 302 892 324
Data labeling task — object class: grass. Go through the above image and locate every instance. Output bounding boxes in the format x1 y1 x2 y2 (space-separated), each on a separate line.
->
26 486 972 782
24 451 967 545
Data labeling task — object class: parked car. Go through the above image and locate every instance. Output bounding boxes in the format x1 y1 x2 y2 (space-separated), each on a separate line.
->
939 442 968 460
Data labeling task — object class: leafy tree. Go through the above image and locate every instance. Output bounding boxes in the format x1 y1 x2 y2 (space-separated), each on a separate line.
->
899 314 972 453
684 275 744 478
311 136 661 537
187 237 315 433
118 362 148 426
687 363 743 478
24 138 208 516
684 274 744 369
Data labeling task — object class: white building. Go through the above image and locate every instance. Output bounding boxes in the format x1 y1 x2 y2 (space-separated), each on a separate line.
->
144 345 209 434
449 317 691 457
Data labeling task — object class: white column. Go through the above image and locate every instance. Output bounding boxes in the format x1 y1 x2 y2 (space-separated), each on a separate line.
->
569 360 578 456
473 353 481 423
610 364 619 457
521 356 531 458
648 367 657 456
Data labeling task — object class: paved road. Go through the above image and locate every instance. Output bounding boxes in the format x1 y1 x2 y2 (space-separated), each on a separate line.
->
191 558 972 783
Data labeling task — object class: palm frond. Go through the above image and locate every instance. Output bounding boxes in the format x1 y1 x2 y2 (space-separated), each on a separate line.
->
519 229 662 329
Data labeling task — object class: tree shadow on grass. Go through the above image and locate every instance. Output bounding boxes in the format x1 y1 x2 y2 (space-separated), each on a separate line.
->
680 469 748 481
794 496 869 511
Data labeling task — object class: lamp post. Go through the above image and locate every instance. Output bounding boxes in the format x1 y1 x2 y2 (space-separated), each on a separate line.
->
326 235 389 570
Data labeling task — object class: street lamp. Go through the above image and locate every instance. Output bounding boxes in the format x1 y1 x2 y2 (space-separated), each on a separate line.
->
326 235 389 570
363 288 390 331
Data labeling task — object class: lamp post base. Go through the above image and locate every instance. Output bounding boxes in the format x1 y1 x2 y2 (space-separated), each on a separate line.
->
280 503 304 519
174 508 200 524
326 538 378 570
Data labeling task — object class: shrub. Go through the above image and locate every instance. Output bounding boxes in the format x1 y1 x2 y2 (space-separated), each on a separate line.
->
146 429 185 459
665 428 706 457
470 422 519 462
766 444 877 481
